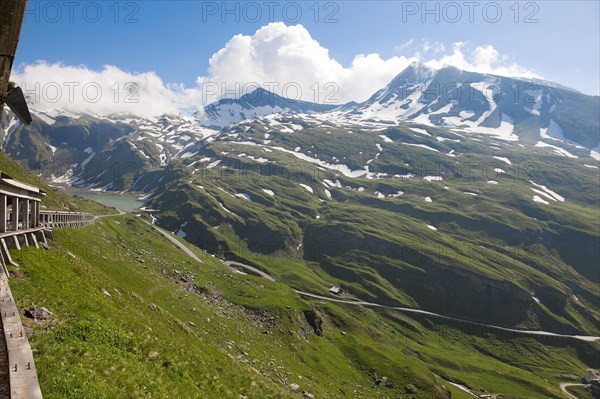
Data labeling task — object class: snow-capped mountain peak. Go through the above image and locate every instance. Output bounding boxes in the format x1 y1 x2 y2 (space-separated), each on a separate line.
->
344 65 598 149
195 87 339 128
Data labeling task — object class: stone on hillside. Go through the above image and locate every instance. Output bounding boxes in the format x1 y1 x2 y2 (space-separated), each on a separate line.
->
404 384 418 394
24 307 53 321
375 376 387 385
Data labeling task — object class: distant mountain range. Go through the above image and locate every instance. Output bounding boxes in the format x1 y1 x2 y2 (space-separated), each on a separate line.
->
0 110 218 190
1 62 598 192
196 62 600 151
348 63 599 150
196 87 339 128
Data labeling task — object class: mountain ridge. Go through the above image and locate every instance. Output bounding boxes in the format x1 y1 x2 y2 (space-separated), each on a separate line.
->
196 86 340 128
1 63 598 194
345 63 599 150
191 63 600 151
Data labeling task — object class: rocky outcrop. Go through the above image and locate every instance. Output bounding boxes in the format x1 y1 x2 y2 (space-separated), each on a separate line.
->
24 307 53 322
303 310 323 336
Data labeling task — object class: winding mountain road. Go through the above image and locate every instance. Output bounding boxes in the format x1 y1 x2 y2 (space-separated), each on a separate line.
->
223 261 600 343
224 261 275 281
139 218 204 264
560 383 589 399
125 214 600 344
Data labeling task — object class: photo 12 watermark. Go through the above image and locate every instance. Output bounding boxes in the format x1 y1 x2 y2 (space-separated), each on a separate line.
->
23 1 140 24
400 1 540 24
394 80 542 105
200 1 340 24
15 81 139 105
200 81 340 104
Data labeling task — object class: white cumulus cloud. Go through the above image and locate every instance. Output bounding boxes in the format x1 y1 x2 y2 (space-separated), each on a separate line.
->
10 23 541 117
198 24 539 104
197 22 417 104
10 62 202 117
423 41 539 78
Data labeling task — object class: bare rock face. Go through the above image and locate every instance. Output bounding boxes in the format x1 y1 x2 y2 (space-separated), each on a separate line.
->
303 310 323 336
24 307 53 321
583 369 600 398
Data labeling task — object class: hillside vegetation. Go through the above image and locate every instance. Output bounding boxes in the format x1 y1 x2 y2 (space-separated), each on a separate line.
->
137 117 600 337
8 215 599 398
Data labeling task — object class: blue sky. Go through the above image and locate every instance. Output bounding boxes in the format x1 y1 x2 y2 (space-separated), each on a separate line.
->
13 1 600 102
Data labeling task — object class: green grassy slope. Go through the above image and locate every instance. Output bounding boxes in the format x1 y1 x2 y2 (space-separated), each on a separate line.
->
8 216 599 398
140 118 600 336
